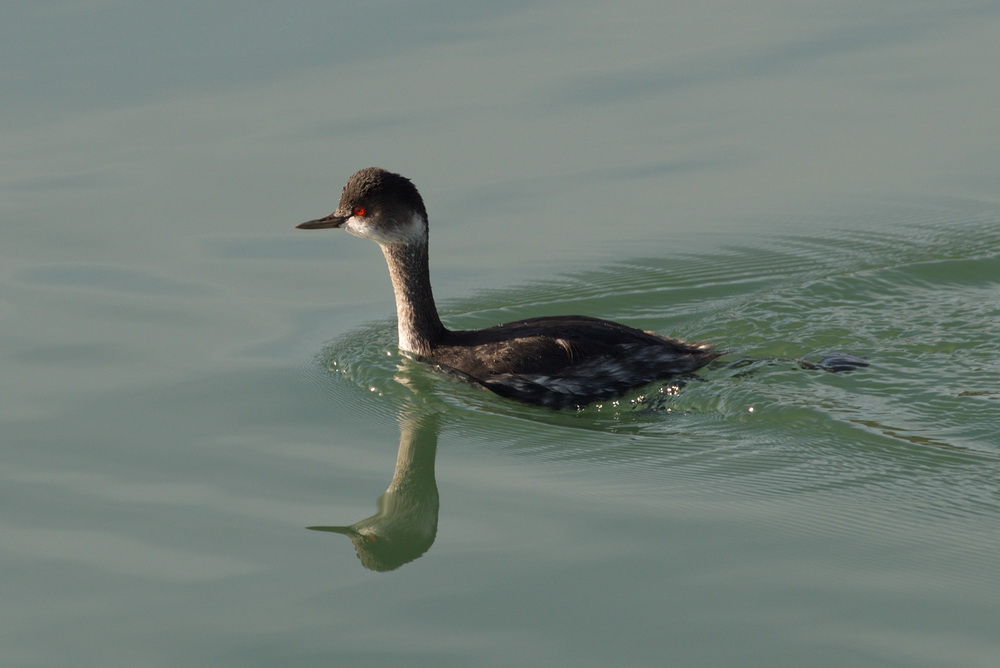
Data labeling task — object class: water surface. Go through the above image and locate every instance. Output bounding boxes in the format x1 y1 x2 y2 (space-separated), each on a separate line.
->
3 1 1000 666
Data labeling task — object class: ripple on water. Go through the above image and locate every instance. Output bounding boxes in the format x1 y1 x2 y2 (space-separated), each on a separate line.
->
308 211 1000 526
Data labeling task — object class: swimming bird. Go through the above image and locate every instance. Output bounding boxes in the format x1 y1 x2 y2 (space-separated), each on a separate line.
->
297 167 721 408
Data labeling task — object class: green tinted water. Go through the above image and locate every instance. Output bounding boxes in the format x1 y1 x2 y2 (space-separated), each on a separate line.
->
4 1 1000 665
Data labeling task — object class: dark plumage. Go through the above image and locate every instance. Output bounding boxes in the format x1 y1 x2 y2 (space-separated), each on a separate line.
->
297 167 720 408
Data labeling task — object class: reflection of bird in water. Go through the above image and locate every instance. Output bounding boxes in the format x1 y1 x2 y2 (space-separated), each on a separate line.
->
309 412 440 572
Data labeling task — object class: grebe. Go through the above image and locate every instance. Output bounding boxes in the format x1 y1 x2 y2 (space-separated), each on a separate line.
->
297 167 721 408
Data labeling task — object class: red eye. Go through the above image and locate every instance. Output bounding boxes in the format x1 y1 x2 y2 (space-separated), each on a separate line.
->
352 205 367 217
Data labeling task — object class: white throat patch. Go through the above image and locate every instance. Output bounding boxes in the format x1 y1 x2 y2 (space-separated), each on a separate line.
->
345 211 427 246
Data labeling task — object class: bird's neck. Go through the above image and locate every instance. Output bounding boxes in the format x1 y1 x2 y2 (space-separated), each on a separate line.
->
380 242 445 355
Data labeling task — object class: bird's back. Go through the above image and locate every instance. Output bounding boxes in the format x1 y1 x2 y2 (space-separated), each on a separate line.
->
426 315 721 408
